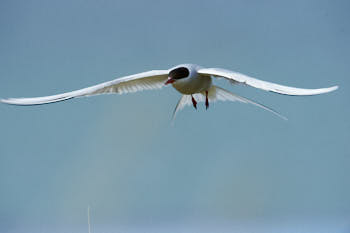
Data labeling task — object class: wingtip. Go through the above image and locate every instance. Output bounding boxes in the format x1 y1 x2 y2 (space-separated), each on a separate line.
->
0 98 32 106
331 85 339 91
314 85 338 95
0 99 9 104
1 98 19 105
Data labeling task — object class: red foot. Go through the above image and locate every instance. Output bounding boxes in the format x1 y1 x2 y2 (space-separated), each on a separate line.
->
191 95 197 109
205 91 209 110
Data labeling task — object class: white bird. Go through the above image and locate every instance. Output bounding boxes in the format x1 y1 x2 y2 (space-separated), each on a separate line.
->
0 64 338 120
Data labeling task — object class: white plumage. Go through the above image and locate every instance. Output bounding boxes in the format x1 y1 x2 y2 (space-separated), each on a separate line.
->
197 68 338 96
172 85 287 120
1 70 169 105
1 64 338 120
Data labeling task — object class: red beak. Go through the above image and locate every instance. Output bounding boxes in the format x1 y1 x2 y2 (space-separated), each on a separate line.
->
165 78 175 85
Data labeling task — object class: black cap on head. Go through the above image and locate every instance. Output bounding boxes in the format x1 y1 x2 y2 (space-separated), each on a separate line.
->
169 67 190 80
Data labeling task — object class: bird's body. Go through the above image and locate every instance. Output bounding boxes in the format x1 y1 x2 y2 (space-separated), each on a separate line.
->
170 64 212 95
0 63 338 120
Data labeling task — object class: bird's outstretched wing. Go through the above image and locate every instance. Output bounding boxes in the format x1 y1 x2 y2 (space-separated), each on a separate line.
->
198 68 338 96
1 70 169 105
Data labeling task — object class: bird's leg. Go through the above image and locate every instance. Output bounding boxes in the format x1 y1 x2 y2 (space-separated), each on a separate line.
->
191 95 197 109
205 91 209 110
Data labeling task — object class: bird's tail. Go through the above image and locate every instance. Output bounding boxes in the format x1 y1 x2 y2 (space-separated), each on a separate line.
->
172 85 287 121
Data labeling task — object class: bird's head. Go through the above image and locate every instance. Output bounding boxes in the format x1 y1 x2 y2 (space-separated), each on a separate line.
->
165 66 190 85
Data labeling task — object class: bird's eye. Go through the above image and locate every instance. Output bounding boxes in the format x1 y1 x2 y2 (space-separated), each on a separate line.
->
169 67 190 80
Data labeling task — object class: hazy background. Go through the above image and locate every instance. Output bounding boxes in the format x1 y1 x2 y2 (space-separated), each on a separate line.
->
0 0 349 232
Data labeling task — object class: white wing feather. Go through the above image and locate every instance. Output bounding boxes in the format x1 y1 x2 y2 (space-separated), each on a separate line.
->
1 70 169 105
198 68 338 96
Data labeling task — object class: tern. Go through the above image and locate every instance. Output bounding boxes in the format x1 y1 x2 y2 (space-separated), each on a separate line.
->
0 64 338 120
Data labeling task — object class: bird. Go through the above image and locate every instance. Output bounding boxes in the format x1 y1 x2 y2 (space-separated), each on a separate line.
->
0 63 338 120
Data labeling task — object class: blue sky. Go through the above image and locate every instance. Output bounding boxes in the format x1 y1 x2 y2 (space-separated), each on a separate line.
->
0 0 349 232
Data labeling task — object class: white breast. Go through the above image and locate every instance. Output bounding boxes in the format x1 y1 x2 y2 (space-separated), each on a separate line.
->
172 73 212 95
